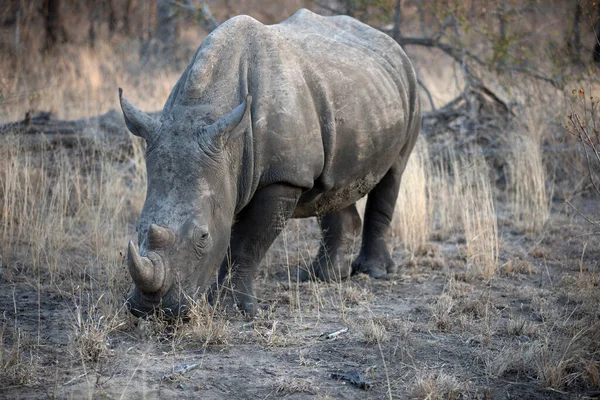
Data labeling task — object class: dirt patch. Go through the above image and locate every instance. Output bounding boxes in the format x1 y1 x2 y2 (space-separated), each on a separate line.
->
1 208 598 399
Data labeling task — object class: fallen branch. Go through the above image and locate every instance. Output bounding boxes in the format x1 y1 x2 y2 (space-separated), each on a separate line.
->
0 109 160 152
321 327 349 340
1 109 124 136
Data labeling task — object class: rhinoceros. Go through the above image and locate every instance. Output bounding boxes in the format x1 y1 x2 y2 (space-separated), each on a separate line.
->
120 9 421 318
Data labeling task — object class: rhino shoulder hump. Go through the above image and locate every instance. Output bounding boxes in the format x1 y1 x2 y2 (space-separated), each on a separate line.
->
286 8 321 21
219 14 263 34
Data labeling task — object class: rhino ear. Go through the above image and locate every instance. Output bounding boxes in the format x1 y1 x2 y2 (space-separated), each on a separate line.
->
205 95 252 144
119 88 160 141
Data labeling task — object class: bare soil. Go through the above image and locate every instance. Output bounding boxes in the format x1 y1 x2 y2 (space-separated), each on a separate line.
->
1 202 598 400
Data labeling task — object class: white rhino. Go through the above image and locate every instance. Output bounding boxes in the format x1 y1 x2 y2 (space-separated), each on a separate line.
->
120 9 421 317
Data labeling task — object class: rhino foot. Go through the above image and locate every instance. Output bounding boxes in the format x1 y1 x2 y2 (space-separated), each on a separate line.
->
299 205 360 282
351 253 396 279
298 260 351 282
208 282 257 318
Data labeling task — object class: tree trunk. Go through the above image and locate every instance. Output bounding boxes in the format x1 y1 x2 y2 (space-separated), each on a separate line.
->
571 1 582 63
123 0 137 35
156 1 179 46
108 0 117 35
594 3 600 63
345 0 355 18
44 0 67 50
391 0 402 41
88 4 97 48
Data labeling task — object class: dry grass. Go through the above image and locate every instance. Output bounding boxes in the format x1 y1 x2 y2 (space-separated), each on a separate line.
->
0 44 155 394
530 269 600 391
507 317 538 338
360 318 390 344
534 333 600 390
501 258 535 275
250 316 297 348
507 116 551 233
1 40 182 121
356 137 431 255
427 146 499 278
70 295 126 363
431 293 454 332
428 149 462 238
183 297 231 346
275 377 316 395
0 325 39 387
482 344 537 380
0 134 145 310
391 137 432 253
410 369 466 400
459 148 499 279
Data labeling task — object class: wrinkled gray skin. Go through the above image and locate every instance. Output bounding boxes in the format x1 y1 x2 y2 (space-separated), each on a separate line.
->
121 9 421 318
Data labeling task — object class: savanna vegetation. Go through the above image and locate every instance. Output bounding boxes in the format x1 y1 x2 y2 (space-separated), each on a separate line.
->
1 1 599 398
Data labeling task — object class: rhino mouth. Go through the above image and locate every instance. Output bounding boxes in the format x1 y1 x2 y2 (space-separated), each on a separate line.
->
126 287 189 319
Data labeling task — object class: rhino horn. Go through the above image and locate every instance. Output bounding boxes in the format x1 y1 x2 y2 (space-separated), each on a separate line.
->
148 224 176 249
127 241 165 293
119 88 160 142
206 94 252 142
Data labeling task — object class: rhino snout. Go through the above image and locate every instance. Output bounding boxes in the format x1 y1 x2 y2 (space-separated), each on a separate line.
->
126 287 188 319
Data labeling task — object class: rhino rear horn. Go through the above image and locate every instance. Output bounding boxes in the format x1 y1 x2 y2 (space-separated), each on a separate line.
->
148 224 176 249
119 88 160 142
205 95 252 143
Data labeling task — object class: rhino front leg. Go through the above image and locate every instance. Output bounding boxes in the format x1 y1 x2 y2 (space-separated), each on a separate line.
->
299 204 362 282
211 184 301 317
352 161 404 278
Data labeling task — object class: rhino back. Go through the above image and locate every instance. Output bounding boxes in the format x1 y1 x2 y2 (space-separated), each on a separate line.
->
165 9 420 215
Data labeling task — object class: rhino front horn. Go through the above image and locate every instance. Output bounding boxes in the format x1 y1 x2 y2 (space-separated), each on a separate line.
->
127 241 165 293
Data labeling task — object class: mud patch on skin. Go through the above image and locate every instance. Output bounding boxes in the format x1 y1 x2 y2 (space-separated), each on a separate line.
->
295 173 380 218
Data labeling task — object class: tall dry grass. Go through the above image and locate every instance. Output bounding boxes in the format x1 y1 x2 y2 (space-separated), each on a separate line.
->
427 146 499 278
390 138 432 253
507 107 551 233
356 137 432 255
459 148 499 278
429 148 461 237
0 35 176 298
357 137 500 278
1 41 180 121
0 133 146 298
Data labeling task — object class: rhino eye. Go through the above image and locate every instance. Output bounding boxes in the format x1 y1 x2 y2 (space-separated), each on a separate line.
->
193 225 210 245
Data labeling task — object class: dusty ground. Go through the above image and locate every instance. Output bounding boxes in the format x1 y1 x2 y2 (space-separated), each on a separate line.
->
1 199 598 399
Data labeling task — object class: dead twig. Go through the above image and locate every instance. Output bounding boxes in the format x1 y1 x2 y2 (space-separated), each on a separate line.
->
63 372 88 386
321 327 349 340
162 363 200 381
418 78 436 111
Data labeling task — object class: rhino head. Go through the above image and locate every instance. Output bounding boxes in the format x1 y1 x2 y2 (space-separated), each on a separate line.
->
119 88 252 318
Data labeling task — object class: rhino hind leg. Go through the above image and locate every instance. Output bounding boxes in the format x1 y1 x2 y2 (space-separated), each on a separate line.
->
209 184 301 317
299 204 362 282
352 161 404 278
